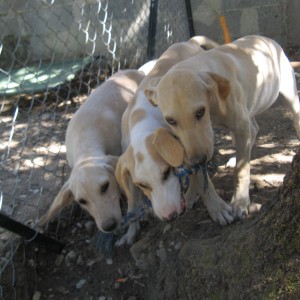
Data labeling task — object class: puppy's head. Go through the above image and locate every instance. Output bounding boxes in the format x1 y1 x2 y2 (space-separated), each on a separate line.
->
40 156 122 233
116 128 186 222
145 69 230 165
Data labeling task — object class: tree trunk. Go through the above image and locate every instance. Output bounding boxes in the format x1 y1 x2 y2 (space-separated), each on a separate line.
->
160 147 300 299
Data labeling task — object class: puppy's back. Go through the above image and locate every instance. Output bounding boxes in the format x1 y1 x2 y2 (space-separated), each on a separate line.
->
66 70 145 165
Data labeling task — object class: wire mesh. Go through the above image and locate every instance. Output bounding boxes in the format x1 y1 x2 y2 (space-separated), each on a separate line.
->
0 0 190 298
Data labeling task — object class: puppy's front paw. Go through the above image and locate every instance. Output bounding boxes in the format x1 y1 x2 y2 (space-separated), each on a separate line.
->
230 196 251 220
231 202 262 220
115 222 140 247
231 204 248 220
206 197 234 226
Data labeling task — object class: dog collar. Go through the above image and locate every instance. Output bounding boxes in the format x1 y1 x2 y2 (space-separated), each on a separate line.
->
174 163 208 194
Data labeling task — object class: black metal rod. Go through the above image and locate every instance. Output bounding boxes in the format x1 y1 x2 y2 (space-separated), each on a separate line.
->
147 0 158 60
0 212 64 253
185 0 195 37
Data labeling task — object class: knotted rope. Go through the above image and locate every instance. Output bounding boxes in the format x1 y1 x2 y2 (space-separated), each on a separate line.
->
120 198 152 229
173 163 209 194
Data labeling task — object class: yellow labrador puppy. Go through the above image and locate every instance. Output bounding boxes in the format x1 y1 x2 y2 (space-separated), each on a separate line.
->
145 35 300 220
40 70 145 242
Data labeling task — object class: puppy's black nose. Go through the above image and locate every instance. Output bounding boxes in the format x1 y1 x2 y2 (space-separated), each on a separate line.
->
102 218 118 232
190 154 207 165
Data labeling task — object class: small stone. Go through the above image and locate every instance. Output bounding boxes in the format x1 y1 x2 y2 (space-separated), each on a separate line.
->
99 297 106 300
163 224 171 234
65 250 76 266
76 223 83 229
76 255 84 266
28 259 36 268
57 286 69 295
41 113 51 120
75 279 87 289
174 241 182 250
84 221 95 235
156 247 167 261
106 258 113 265
0 204 12 216
32 291 41 300
55 254 64 266
87 259 96 267
12 162 20 175
114 282 120 289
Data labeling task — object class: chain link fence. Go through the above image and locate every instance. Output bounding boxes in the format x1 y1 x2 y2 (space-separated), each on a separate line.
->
0 0 191 298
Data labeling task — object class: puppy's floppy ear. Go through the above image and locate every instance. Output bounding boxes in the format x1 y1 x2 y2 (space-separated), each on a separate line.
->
39 180 73 225
103 155 119 174
153 128 184 167
208 72 231 100
144 77 161 106
115 148 135 204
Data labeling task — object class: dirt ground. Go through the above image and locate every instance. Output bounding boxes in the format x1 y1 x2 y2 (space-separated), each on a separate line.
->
1 47 300 300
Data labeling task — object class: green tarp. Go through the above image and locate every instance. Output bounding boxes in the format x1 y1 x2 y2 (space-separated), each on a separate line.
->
0 56 92 95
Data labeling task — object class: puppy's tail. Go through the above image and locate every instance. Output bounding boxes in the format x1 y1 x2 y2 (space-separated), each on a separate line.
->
291 61 300 70
189 36 220 50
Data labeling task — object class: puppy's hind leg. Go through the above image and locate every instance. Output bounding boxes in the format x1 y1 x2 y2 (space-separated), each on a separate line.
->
250 118 259 149
279 59 300 138
226 119 258 169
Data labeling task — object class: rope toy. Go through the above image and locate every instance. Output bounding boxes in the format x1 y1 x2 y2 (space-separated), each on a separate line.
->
120 198 152 229
174 163 209 194
93 198 152 256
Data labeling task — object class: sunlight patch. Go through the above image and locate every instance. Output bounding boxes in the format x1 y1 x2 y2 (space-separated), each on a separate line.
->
251 173 285 187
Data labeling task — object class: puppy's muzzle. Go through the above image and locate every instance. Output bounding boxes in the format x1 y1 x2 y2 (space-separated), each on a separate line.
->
189 154 207 165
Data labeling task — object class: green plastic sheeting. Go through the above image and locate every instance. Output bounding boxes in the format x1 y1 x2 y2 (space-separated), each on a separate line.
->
0 57 92 95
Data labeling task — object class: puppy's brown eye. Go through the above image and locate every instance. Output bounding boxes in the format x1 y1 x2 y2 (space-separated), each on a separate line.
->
166 117 177 126
100 181 109 194
138 183 147 190
195 107 205 120
162 167 171 181
79 199 87 205
136 182 152 192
